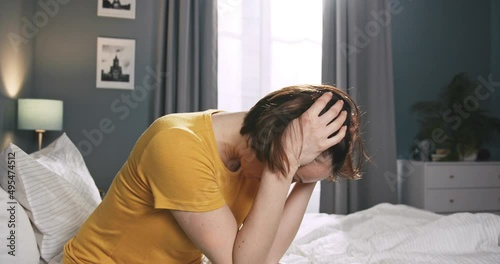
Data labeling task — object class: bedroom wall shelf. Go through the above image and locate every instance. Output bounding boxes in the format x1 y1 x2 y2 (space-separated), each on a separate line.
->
398 160 500 214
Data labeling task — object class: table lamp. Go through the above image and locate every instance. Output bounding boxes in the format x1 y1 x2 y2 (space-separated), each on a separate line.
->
18 99 63 150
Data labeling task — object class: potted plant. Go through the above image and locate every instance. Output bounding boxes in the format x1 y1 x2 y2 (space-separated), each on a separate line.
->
411 73 500 161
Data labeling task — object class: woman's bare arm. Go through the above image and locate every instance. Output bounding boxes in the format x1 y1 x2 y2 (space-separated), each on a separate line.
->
231 165 296 262
171 166 295 263
265 182 316 263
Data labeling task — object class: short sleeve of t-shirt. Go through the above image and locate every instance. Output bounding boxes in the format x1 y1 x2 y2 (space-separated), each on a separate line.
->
139 127 226 212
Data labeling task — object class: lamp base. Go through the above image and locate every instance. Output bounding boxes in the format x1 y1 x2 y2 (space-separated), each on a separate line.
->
35 129 46 150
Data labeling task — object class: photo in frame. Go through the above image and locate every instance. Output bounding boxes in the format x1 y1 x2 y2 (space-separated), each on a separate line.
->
97 0 136 19
96 37 135 90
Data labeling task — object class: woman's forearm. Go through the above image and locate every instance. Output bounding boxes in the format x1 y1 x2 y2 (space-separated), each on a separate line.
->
232 166 296 263
266 182 316 262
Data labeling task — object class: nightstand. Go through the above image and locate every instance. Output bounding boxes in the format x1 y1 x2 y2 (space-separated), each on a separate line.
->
398 160 500 214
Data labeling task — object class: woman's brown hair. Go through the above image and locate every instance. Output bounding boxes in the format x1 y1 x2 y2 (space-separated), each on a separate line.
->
240 85 365 181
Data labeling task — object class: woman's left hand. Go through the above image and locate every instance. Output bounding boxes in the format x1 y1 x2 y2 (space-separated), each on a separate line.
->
283 92 348 168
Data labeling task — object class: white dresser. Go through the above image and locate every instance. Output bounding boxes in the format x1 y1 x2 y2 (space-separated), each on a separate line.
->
398 160 500 214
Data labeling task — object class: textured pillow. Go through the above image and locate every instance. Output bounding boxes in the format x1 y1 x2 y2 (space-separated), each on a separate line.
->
0 188 40 264
0 133 101 262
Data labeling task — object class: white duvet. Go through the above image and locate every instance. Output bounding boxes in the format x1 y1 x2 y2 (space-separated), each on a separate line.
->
281 203 500 264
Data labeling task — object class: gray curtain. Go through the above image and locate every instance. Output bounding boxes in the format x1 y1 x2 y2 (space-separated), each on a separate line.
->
153 0 218 118
320 0 398 214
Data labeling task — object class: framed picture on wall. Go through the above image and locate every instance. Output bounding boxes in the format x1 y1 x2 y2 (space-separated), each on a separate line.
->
96 37 135 90
97 0 136 19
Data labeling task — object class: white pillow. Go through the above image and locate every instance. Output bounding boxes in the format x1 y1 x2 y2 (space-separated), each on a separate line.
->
0 133 101 262
0 188 40 264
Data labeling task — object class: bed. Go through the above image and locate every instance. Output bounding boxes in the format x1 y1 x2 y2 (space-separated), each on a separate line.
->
1 134 500 264
281 203 500 263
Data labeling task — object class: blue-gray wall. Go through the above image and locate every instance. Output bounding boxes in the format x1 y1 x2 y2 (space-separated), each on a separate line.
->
490 0 500 158
491 0 500 116
491 1 500 116
32 0 158 189
0 0 36 152
1 0 158 191
392 0 498 160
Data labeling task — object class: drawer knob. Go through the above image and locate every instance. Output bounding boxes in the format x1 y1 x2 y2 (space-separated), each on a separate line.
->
449 199 454 203
449 175 455 179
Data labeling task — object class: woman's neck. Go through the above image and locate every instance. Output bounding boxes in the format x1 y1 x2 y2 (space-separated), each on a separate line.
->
211 111 263 178
211 111 249 172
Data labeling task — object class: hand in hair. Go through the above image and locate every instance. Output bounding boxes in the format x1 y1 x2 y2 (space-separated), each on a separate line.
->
283 92 348 170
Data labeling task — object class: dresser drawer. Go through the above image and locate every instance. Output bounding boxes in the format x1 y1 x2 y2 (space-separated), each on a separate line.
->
425 189 500 213
425 165 500 188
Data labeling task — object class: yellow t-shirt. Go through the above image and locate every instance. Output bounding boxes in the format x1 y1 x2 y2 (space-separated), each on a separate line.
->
63 110 260 264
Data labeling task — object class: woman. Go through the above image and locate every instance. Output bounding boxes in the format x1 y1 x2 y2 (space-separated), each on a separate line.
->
63 84 364 263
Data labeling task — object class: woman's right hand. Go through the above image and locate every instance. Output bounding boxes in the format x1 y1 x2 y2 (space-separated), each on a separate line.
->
284 92 348 169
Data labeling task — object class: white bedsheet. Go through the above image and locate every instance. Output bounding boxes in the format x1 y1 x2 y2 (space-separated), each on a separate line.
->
281 203 500 264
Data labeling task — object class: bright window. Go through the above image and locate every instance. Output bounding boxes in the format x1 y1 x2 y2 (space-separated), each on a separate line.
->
217 0 323 111
217 0 323 213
